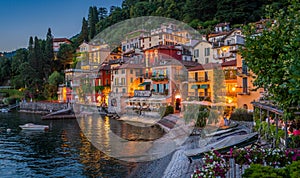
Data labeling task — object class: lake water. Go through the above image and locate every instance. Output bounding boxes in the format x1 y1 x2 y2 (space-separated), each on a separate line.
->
0 112 164 177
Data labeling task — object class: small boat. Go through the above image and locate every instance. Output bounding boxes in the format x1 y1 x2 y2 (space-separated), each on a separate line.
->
19 123 49 131
0 108 9 112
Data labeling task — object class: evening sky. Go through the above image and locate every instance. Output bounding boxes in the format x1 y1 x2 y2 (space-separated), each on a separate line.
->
0 0 122 52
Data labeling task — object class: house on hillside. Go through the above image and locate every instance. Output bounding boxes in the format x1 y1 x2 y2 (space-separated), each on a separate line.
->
53 38 72 52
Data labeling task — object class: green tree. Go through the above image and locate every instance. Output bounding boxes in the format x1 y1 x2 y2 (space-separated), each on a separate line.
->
44 71 64 99
79 17 89 43
56 43 75 70
0 57 11 84
241 0 300 118
98 7 108 20
88 6 99 40
45 28 54 76
11 48 28 88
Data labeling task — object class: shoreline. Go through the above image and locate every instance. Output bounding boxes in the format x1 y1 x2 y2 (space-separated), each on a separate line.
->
127 135 201 178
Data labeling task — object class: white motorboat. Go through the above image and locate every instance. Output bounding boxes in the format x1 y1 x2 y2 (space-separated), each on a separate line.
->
19 123 49 131
0 108 9 112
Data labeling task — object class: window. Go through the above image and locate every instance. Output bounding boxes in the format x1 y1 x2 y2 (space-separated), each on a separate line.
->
121 78 125 85
194 72 198 81
205 71 209 81
130 69 133 74
130 78 133 83
205 58 209 64
115 70 118 75
122 88 126 93
116 88 118 93
226 40 231 45
194 49 199 58
106 79 108 85
204 48 210 56
243 77 248 93
122 69 125 74
242 60 248 75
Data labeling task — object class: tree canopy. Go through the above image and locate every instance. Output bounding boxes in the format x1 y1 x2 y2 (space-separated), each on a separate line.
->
241 0 300 116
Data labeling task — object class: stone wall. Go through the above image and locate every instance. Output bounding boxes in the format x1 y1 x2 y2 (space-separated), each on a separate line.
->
19 102 69 114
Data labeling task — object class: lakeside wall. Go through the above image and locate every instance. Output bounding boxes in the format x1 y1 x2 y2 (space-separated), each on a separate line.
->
19 102 69 114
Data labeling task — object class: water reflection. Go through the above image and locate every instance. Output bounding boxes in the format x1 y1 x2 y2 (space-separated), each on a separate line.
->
0 112 138 177
77 115 166 162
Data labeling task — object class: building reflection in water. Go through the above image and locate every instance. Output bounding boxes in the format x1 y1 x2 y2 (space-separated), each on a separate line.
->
77 115 166 162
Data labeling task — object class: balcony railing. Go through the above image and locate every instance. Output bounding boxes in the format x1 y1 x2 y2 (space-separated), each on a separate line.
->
213 52 234 59
114 83 126 87
188 92 211 97
151 75 169 82
188 77 209 82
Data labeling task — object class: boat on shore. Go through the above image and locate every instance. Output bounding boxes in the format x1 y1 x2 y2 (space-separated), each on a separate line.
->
19 123 49 131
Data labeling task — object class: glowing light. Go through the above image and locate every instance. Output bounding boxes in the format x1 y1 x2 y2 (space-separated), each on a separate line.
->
228 99 233 103
175 94 181 99
231 87 236 92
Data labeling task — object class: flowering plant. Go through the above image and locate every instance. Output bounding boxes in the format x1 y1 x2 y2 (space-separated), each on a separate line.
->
231 147 252 165
285 148 300 163
264 148 287 167
191 150 229 178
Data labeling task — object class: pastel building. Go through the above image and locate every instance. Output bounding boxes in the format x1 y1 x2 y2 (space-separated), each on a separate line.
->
236 53 263 111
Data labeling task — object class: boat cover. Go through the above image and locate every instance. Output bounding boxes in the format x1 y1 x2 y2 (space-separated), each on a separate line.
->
185 132 258 157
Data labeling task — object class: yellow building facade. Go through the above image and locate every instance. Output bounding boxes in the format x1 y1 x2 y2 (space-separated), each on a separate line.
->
236 53 263 111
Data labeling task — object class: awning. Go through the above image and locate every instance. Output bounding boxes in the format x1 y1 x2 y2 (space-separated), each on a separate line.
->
200 84 209 89
191 85 199 89
138 82 151 87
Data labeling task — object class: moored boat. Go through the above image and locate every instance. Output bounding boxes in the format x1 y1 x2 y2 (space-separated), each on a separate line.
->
19 123 49 131
0 108 9 112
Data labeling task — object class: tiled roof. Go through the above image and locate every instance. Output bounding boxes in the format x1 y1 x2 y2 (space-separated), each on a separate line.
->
53 38 71 43
188 64 204 71
188 63 221 71
215 22 230 27
221 60 237 67
143 45 180 51
99 62 111 70
202 63 222 69
179 60 201 68
119 62 144 69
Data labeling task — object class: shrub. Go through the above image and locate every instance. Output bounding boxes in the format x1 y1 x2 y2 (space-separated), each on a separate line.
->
159 105 174 117
287 160 300 178
243 161 300 178
242 164 286 178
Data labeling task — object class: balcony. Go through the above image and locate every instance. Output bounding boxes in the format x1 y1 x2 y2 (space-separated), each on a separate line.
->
188 77 209 83
212 41 225 48
213 52 234 59
188 92 211 101
114 83 126 87
236 68 250 77
151 75 169 82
